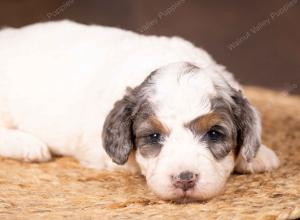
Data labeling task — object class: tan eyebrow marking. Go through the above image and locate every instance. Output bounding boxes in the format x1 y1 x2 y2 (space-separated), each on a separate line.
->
134 116 170 138
149 116 170 135
185 112 222 133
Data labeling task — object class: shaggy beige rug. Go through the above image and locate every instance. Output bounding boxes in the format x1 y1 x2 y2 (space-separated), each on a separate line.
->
0 86 299 220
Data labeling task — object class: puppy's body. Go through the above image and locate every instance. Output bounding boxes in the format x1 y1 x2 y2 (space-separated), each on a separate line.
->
0 20 279 201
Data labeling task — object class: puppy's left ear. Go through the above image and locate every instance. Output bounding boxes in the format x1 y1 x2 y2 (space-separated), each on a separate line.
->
231 90 261 162
102 91 137 165
232 90 279 173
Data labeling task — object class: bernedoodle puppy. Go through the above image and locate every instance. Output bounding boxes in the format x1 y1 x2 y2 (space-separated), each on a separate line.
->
0 20 279 201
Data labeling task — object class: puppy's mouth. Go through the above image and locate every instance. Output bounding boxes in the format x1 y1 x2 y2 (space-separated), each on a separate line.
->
167 187 200 203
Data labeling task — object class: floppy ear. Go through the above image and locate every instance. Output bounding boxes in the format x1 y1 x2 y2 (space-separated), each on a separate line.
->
102 92 137 165
232 90 280 173
231 90 261 163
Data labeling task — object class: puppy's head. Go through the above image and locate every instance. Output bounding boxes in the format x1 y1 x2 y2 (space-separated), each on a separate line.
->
102 62 261 201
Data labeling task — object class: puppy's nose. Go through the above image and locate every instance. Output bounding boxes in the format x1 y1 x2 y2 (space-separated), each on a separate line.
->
172 171 198 191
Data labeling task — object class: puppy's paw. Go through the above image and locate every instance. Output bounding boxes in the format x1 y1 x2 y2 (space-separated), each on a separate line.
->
235 144 280 173
22 138 51 162
0 129 51 162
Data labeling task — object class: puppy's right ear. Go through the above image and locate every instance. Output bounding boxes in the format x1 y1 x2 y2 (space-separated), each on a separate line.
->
102 91 137 165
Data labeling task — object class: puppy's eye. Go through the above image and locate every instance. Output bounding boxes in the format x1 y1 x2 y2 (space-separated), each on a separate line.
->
147 133 161 144
206 129 224 142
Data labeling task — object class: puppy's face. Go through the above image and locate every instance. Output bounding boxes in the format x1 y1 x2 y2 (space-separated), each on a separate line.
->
102 62 261 201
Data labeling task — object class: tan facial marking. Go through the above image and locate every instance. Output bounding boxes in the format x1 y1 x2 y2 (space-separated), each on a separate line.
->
149 116 170 135
186 112 222 134
135 116 170 138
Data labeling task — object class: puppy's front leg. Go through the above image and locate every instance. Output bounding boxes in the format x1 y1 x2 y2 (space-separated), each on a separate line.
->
235 144 280 173
0 128 51 162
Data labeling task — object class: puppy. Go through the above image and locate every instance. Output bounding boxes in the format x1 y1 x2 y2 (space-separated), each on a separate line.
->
0 20 279 201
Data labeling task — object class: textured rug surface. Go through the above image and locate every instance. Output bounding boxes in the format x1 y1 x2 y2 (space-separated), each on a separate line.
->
0 86 299 220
